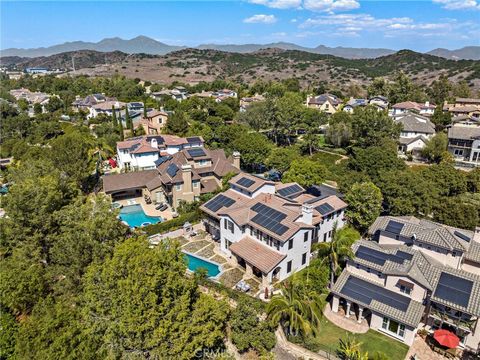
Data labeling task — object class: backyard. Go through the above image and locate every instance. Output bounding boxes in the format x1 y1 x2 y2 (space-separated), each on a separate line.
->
290 317 410 359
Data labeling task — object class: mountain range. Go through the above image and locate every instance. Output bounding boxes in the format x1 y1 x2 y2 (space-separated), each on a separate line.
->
2 35 479 60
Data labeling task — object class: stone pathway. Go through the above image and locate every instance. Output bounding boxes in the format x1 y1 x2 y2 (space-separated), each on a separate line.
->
405 337 450 360
323 305 369 334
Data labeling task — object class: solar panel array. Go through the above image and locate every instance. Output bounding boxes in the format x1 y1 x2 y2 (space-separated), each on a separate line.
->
154 156 172 167
355 246 413 266
315 203 335 215
187 148 206 158
204 195 235 212
166 163 179 177
454 231 471 242
434 272 473 308
251 203 288 236
187 136 201 143
237 177 255 188
341 276 411 311
277 184 303 197
385 220 405 235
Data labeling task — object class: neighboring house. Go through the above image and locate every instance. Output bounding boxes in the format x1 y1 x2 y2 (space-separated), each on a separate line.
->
127 102 144 112
116 135 204 171
151 87 189 102
88 100 125 119
240 94 265 112
72 93 112 111
330 216 480 351
446 105 480 120
343 98 368 113
395 113 435 154
200 173 347 289
25 67 49 74
148 148 240 207
306 93 342 114
447 124 480 166
455 98 480 108
138 109 169 135
9 88 50 106
369 95 389 108
212 89 237 102
392 101 436 116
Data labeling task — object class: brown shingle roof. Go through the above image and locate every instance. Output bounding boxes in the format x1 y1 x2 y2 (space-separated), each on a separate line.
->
229 236 285 274
103 170 158 194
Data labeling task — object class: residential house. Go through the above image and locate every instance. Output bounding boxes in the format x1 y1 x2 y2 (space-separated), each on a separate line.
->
88 100 125 119
455 98 480 108
240 94 265 112
369 95 389 108
306 93 342 114
392 101 436 116
343 98 368 113
72 93 111 111
200 173 347 289
116 135 204 171
395 113 435 155
443 99 480 120
127 102 144 112
212 89 238 102
138 109 169 135
447 124 480 166
330 216 480 351
25 67 49 74
151 87 189 102
9 88 51 113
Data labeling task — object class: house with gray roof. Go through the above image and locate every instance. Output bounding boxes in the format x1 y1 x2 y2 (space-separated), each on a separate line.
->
394 113 435 155
306 93 341 114
331 225 480 352
447 124 480 167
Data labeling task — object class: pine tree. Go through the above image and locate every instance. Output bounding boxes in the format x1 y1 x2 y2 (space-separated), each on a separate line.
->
118 121 124 141
112 105 118 127
143 104 148 118
125 109 134 134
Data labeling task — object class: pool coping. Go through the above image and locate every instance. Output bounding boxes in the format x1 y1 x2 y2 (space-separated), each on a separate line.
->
182 250 223 281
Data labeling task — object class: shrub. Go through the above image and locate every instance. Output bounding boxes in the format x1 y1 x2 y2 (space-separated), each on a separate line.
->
143 211 200 236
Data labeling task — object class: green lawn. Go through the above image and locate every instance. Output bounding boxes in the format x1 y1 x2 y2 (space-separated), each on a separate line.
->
290 318 409 360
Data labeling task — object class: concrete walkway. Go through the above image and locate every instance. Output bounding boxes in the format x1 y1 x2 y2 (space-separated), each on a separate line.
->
324 305 369 334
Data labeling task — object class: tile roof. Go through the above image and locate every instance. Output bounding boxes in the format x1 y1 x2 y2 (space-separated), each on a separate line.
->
332 270 425 328
447 125 480 140
229 236 285 274
395 114 435 134
392 101 422 110
398 135 428 146
464 241 480 264
230 173 275 193
456 98 480 104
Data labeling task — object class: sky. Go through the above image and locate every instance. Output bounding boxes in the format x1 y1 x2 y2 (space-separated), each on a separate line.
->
1 0 479 52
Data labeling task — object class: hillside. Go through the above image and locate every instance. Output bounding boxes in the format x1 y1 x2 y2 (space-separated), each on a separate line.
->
2 35 478 60
2 48 479 93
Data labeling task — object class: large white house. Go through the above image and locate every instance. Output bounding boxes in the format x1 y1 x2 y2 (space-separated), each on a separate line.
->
116 135 204 171
200 173 347 289
395 113 436 154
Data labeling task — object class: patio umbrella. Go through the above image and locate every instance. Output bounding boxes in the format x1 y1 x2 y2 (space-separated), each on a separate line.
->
433 329 460 348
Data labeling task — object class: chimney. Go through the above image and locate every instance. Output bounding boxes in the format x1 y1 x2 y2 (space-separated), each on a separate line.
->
181 164 193 194
301 204 313 225
232 151 241 169
425 101 429 107
151 138 158 149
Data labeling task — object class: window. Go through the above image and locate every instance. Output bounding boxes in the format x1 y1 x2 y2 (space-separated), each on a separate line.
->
452 251 456 257
382 317 388 330
304 232 309 242
175 184 182 191
382 317 405 338
288 239 293 250
323 233 327 242
400 285 412 295
287 260 292 273
193 181 199 188
227 221 234 234
399 324 405 338
224 219 228 230
302 253 307 265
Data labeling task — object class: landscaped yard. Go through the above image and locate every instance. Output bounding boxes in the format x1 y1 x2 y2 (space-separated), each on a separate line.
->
182 239 211 253
290 318 409 360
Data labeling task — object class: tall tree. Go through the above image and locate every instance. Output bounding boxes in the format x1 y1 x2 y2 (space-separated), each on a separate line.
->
345 182 383 233
111 105 118 127
232 132 273 170
421 132 448 163
165 111 189 136
118 120 124 141
315 226 359 286
282 159 327 188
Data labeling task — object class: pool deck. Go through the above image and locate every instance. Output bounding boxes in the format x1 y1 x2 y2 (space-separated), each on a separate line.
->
115 196 174 220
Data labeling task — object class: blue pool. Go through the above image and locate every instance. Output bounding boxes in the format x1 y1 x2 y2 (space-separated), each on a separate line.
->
184 252 221 278
119 204 162 228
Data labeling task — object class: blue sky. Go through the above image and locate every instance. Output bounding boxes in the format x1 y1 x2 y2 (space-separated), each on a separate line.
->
1 1 479 51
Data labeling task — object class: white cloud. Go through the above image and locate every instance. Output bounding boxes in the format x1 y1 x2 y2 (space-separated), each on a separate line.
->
433 0 480 10
243 14 278 23
303 0 360 12
248 0 302 9
248 0 359 12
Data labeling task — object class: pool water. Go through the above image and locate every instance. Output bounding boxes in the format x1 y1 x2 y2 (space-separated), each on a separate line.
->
184 252 221 278
119 204 162 228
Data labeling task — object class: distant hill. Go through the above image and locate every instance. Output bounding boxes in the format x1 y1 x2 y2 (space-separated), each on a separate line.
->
427 46 480 60
2 35 478 60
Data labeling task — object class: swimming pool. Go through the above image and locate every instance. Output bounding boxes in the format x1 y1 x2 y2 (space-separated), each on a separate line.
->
119 204 162 228
183 252 221 278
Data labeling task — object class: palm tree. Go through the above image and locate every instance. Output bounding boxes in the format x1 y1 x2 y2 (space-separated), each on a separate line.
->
267 278 325 337
337 335 368 360
315 224 359 288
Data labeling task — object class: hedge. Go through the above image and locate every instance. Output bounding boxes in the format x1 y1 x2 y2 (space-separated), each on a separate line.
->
143 211 201 236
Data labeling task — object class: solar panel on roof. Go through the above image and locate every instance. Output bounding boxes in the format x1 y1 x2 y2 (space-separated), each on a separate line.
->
154 156 172 166
187 136 201 143
187 148 206 158
395 251 413 262
204 194 235 212
454 231 471 242
385 220 405 235
278 184 303 197
434 272 473 308
250 203 288 236
315 203 335 215
166 164 179 177
355 246 413 266
341 276 411 312
237 177 255 188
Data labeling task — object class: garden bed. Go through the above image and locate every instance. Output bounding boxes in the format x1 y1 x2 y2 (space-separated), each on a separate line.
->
182 240 211 253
